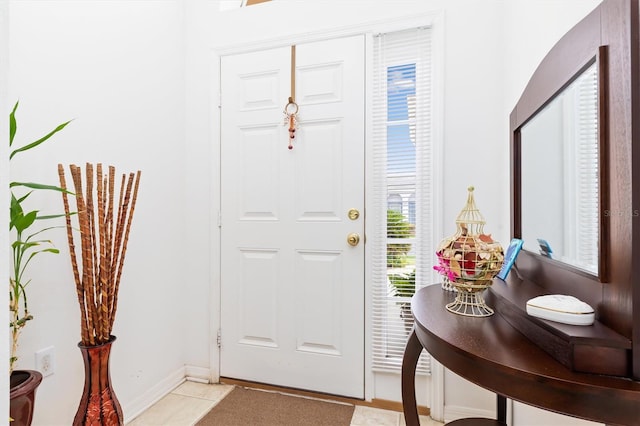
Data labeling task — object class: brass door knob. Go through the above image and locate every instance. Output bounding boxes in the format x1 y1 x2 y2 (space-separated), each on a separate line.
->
347 233 360 247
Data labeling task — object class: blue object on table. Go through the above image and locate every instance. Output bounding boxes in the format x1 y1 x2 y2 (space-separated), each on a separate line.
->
497 238 524 280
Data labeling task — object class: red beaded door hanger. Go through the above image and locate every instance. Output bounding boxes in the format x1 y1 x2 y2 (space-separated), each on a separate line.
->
284 45 299 150
284 97 298 150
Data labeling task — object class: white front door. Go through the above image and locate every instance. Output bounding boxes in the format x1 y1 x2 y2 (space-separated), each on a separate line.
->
220 35 365 398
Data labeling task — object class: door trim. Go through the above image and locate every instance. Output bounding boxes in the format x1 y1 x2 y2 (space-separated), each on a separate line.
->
213 12 444 56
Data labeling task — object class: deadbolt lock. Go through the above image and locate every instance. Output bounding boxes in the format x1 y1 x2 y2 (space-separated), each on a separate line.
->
348 208 360 220
347 233 360 247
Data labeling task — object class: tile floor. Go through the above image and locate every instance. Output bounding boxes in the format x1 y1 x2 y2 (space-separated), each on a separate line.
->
128 381 444 426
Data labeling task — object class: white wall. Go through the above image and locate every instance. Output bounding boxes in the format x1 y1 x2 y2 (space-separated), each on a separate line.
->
8 1 188 424
503 0 603 109
1 0 11 421
183 0 216 378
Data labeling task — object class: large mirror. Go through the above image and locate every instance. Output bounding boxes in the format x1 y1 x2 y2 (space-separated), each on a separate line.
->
519 60 601 276
507 0 640 384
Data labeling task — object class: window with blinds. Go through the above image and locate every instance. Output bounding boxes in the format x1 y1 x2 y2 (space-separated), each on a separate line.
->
371 27 435 374
563 64 599 274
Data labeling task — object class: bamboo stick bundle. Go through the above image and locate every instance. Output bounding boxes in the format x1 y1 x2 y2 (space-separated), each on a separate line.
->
58 163 141 346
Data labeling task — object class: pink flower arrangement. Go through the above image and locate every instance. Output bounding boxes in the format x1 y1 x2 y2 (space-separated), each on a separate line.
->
434 252 457 281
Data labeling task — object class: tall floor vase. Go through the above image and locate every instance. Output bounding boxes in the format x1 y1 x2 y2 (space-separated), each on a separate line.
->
73 336 123 426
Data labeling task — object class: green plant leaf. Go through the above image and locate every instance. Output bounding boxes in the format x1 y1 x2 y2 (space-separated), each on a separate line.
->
9 102 71 374
24 248 59 262
12 241 39 251
12 211 38 233
10 193 24 218
9 101 18 147
10 119 72 160
22 248 59 272
39 248 59 254
10 181 73 194
37 212 76 220
25 227 59 241
14 191 32 204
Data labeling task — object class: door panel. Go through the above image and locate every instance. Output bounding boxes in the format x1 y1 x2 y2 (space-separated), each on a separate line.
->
237 249 279 348
237 126 280 219
294 250 343 356
220 35 364 398
295 120 342 220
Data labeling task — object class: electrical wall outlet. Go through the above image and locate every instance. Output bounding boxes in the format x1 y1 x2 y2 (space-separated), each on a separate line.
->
35 346 55 377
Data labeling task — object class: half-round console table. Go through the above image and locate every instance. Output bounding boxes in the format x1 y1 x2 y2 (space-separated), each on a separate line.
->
401 285 640 426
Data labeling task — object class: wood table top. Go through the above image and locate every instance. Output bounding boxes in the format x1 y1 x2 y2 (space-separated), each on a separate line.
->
411 285 640 425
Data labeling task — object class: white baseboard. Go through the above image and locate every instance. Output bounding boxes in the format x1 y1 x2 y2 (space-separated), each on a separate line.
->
185 365 212 383
122 365 213 423
123 366 187 423
444 405 495 423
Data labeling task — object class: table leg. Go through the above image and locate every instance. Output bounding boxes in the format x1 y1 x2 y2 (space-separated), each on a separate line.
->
496 394 506 423
402 328 423 426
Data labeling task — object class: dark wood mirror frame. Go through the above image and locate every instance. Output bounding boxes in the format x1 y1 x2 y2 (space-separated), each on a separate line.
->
498 0 640 381
514 50 607 283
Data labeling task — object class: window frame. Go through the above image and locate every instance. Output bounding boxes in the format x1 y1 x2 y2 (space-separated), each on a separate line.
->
369 27 441 376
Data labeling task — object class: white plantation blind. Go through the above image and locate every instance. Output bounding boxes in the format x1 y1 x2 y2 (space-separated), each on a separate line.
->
371 27 435 374
575 67 599 271
563 64 599 274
